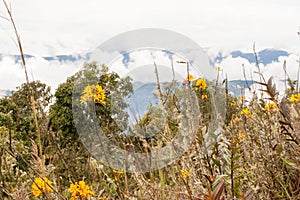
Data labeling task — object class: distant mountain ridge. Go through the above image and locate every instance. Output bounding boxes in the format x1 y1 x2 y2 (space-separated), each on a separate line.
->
213 49 290 65
0 48 291 66
0 48 292 98
0 53 89 63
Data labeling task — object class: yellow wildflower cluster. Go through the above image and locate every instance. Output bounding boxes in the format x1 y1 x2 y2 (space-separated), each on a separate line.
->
201 94 208 100
31 177 53 197
216 66 221 72
240 108 250 115
240 108 253 118
180 168 192 179
290 93 300 103
264 102 278 112
94 85 106 104
195 78 207 90
80 85 106 105
69 180 94 200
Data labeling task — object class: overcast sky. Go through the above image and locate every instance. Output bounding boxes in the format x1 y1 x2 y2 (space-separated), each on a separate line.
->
1 0 300 92
1 0 300 55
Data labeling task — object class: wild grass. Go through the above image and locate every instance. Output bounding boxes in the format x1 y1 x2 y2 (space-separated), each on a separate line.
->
1 1 300 199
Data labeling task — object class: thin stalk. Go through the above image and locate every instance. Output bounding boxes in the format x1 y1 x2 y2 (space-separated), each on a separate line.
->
2 0 43 158
177 61 190 87
159 169 165 200
283 60 287 92
176 161 194 200
230 144 234 198
242 64 250 91
216 69 220 88
171 58 175 81
187 62 190 86
253 43 266 84
297 56 300 92
154 61 164 104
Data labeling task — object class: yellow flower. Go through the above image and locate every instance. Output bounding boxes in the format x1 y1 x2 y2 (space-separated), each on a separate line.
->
80 85 106 105
80 85 94 103
238 168 243 173
201 94 208 100
240 108 253 118
69 180 94 200
240 108 251 115
264 102 278 112
216 66 221 71
112 170 124 181
290 93 300 103
180 168 192 179
233 117 240 124
238 132 246 139
186 74 195 81
195 78 207 90
32 177 53 197
112 170 124 175
94 85 106 105
239 96 245 101
232 138 239 144
230 100 237 107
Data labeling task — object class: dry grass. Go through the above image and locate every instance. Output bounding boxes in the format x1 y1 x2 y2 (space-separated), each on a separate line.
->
0 2 300 199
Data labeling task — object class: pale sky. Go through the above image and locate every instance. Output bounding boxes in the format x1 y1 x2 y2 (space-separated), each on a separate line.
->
1 0 300 55
0 0 300 92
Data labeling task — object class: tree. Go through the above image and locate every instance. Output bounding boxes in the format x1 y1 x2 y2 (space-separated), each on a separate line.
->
49 62 133 143
0 81 52 144
47 62 133 185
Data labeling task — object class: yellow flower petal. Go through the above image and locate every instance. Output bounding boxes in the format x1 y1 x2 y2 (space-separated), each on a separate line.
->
186 74 195 81
195 78 207 90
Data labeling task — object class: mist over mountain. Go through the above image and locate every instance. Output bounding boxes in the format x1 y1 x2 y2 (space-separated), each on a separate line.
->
0 48 295 98
0 53 89 63
0 89 13 98
0 48 291 66
213 49 290 65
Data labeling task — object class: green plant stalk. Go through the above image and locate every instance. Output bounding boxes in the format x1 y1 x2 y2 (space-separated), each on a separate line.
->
275 176 292 199
159 169 165 200
229 131 237 198
176 161 194 200
2 0 43 159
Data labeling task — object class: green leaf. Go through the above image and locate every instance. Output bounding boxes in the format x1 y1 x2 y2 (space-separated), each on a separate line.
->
281 157 297 168
232 155 241 162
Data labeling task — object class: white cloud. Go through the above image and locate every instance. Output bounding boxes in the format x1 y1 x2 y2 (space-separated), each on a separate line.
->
263 54 299 81
0 56 83 92
1 0 300 94
1 0 300 55
27 57 83 91
218 53 300 98
219 56 258 81
0 56 25 89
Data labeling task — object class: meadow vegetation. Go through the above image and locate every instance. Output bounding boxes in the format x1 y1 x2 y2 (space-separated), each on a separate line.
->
0 1 300 199
0 61 300 199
